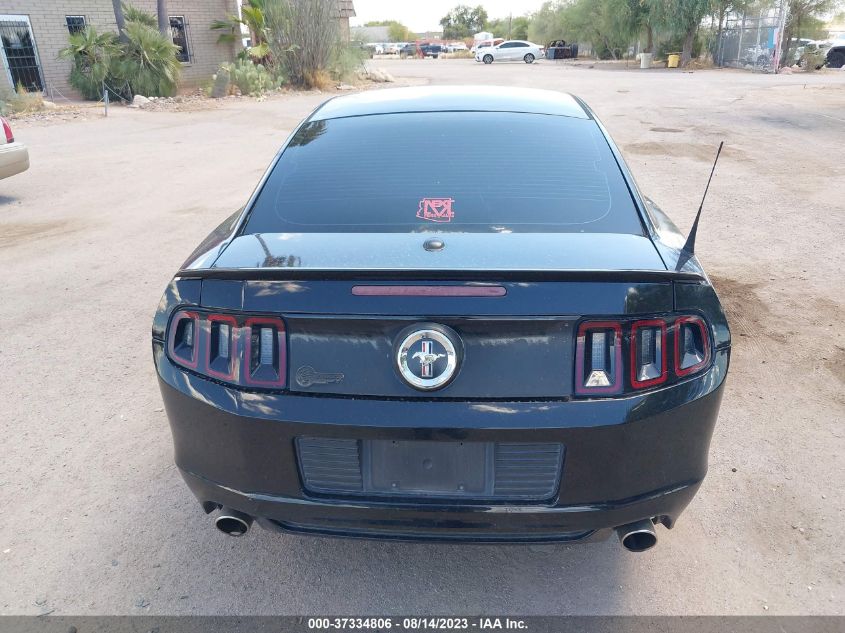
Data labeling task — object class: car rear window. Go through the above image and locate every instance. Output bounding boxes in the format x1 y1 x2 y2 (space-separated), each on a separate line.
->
242 111 643 235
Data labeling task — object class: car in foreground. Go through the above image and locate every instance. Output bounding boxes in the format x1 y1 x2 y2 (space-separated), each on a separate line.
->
153 86 731 550
476 40 545 64
0 116 29 181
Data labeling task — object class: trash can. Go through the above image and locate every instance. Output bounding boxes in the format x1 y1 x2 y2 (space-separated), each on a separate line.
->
667 53 680 68
640 52 653 69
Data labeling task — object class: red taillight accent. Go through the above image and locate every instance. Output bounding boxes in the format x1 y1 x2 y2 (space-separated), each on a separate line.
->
351 285 506 297
244 317 287 387
575 321 623 395
205 314 238 381
167 311 288 389
2 117 14 143
168 310 199 369
630 319 668 389
674 316 711 377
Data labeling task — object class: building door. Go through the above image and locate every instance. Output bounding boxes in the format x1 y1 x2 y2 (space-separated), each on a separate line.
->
0 15 44 92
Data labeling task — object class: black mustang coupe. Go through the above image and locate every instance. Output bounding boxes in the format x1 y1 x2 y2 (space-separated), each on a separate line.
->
152 86 730 551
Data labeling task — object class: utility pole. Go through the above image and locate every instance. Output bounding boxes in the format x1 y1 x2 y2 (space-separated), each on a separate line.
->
508 13 512 40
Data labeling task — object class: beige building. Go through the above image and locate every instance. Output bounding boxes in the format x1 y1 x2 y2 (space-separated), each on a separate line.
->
0 1 356 100
0 1 242 99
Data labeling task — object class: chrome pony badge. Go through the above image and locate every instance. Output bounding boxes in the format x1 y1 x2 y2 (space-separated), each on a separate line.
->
396 326 460 391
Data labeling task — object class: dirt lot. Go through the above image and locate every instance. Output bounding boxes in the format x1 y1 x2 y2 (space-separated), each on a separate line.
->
1 59 843 615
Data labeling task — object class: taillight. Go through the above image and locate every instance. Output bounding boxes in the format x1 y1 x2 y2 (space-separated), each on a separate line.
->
206 314 237 380
576 315 711 397
167 310 287 389
675 316 710 377
630 319 667 388
2 117 14 143
575 322 622 395
168 310 199 369
244 317 286 387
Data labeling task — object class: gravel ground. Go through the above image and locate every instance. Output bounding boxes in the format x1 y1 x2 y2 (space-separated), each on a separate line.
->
0 59 843 616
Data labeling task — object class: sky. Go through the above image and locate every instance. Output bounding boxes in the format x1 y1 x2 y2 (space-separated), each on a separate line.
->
350 0 546 34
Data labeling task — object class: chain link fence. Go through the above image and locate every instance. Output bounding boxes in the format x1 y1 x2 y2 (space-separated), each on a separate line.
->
712 2 789 72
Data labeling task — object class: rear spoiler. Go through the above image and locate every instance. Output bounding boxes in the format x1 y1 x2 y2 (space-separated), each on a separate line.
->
177 268 707 283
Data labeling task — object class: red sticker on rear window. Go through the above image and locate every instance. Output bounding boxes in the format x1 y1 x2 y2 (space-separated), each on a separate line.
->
417 198 454 223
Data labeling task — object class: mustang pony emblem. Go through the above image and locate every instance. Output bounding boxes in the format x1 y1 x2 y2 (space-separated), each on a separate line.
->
412 349 446 377
396 327 460 391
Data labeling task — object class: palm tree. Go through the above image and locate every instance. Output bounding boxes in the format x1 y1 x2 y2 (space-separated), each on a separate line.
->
211 0 271 60
157 0 169 36
111 0 128 43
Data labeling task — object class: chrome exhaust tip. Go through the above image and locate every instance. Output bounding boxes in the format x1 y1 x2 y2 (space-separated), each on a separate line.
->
616 519 657 552
214 507 253 536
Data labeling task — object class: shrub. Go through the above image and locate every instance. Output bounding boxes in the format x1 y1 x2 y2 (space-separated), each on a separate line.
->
58 26 120 100
60 16 181 101
800 49 826 72
0 83 45 115
330 45 367 82
114 21 182 97
264 0 339 87
222 59 286 96
122 3 157 28
302 68 333 90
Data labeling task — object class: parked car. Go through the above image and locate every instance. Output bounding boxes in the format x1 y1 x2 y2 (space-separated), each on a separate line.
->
445 42 468 53
384 42 402 55
422 44 443 58
364 43 384 55
471 38 504 57
0 116 29 181
825 36 845 68
399 43 418 58
476 40 545 64
153 86 731 549
400 43 442 59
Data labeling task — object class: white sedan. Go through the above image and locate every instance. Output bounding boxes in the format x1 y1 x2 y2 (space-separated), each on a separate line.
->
476 40 544 64
0 116 29 181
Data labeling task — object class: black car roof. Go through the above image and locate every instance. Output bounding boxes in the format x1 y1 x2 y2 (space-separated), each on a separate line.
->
310 86 592 121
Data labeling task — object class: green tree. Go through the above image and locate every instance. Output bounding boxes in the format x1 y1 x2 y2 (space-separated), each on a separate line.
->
779 0 838 66
439 5 489 39
527 0 651 59
364 20 414 41
487 15 530 40
647 0 711 66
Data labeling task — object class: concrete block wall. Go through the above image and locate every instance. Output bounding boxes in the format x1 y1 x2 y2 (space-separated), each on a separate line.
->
0 0 239 100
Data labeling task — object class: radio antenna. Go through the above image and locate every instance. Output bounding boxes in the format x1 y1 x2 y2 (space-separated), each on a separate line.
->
677 141 724 270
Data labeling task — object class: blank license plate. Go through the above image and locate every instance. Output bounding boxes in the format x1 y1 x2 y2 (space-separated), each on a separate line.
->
365 440 490 497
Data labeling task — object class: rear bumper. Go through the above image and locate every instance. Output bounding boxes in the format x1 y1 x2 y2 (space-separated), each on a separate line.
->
156 344 728 542
0 142 29 180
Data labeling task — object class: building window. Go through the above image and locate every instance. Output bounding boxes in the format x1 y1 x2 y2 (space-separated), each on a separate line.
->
65 16 86 35
169 16 190 63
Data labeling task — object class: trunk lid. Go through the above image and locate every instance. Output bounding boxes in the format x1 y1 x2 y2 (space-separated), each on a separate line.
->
210 232 668 273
